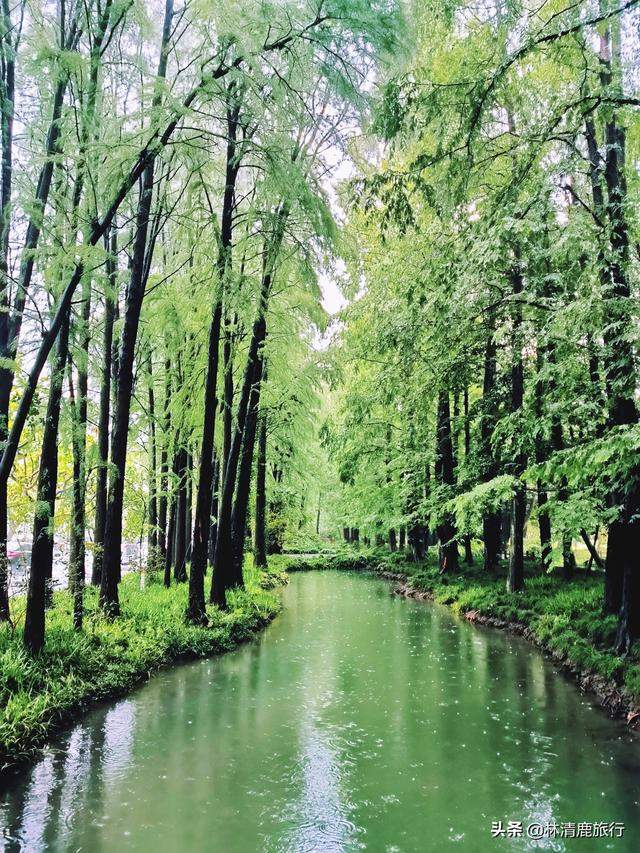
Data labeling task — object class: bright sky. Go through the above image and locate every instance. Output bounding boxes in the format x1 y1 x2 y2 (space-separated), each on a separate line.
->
319 271 347 316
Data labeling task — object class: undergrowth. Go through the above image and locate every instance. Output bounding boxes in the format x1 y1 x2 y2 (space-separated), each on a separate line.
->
0 565 283 769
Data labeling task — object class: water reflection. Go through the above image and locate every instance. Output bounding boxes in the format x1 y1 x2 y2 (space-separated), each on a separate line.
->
1 572 639 852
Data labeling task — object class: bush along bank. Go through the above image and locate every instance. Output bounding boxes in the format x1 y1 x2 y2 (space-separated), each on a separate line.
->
285 550 640 726
0 567 285 770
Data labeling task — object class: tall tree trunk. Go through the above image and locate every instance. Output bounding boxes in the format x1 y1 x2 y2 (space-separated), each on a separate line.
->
157 356 171 565
435 389 458 574
185 447 193 563
211 208 287 606
389 528 397 552
66 0 116 622
229 358 265 585
0 0 17 621
462 386 474 564
99 0 174 615
222 314 235 483
253 410 268 569
480 326 501 571
602 22 640 648
188 86 241 620
147 353 158 571
208 453 220 567
68 272 92 630
174 447 188 583
534 345 552 570
23 316 71 652
92 229 116 585
507 264 526 592
164 478 176 588
0 8 84 619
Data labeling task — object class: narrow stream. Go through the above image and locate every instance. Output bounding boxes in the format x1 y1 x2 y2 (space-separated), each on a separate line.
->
1 571 639 851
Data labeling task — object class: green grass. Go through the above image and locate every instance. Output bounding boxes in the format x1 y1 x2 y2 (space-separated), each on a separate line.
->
0 563 284 769
285 549 640 705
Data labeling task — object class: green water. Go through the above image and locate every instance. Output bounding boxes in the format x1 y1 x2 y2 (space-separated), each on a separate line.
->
1 571 639 852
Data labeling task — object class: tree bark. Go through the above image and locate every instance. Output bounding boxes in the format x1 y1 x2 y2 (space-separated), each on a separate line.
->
253 409 268 569
174 447 188 583
435 389 459 574
462 386 474 564
389 528 397 552
229 357 265 583
534 345 552 571
92 230 116 585
23 316 71 652
507 264 526 593
480 326 502 571
147 352 158 571
157 356 171 565
188 86 241 620
211 207 287 606
0 8 84 618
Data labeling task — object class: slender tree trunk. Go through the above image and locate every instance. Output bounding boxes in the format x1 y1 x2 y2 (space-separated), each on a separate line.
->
147 353 158 571
208 453 219 567
157 357 171 564
229 358 265 585
534 346 552 570
584 24 638 627
507 264 526 593
99 0 174 615
68 274 92 630
435 389 458 574
480 327 501 571
389 528 397 552
185 448 193 561
0 0 17 621
399 526 405 551
253 410 268 569
66 0 116 620
164 484 176 588
23 316 71 652
462 386 474 564
188 87 241 620
212 307 266 604
174 448 188 582
92 230 116 585
211 208 287 606
222 314 235 482
100 166 154 612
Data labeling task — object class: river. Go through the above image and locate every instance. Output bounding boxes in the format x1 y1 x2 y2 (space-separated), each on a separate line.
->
1 571 639 851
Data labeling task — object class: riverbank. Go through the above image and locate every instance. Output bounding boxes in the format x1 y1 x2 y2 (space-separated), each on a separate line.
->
0 567 285 770
286 551 640 725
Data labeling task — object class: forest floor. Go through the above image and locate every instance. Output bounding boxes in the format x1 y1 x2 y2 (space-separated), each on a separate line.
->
286 549 640 726
0 563 286 771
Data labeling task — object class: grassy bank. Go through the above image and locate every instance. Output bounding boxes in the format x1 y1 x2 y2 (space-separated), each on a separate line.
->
286 550 640 717
0 565 285 770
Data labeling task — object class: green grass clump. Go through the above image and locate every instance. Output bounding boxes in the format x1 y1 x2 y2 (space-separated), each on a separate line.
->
0 566 282 769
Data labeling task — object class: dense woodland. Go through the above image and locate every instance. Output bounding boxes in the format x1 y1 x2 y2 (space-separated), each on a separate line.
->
0 0 639 671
